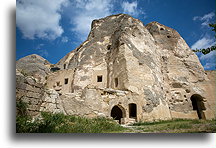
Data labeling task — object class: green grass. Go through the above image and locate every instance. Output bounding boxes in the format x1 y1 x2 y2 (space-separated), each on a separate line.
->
133 118 189 126
16 112 127 133
16 100 128 133
129 119 216 133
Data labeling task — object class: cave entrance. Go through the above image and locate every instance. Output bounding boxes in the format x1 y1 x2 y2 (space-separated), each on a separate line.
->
129 103 137 119
190 94 206 119
111 105 125 124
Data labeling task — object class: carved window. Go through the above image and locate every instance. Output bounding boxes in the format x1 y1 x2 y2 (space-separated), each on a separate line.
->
115 78 118 87
65 78 68 84
107 45 111 50
97 75 103 82
160 28 164 31
64 64 66 69
56 81 60 86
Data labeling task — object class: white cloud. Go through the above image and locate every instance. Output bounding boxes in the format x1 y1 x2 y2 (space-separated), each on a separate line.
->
38 49 49 57
16 0 68 40
35 44 44 50
199 50 216 70
68 0 143 41
200 12 215 21
192 12 216 70
61 36 69 43
122 1 139 16
33 44 48 57
70 0 113 41
203 62 216 70
192 37 216 70
191 37 215 49
192 12 215 47
193 12 215 27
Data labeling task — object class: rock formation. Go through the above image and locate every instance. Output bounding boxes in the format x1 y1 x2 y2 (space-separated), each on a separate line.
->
16 54 50 83
16 14 215 124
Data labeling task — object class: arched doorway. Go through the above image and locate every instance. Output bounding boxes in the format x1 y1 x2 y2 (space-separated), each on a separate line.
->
129 103 137 118
190 94 206 119
111 105 125 124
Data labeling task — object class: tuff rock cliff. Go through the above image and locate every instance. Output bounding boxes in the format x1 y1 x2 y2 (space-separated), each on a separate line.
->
16 14 215 124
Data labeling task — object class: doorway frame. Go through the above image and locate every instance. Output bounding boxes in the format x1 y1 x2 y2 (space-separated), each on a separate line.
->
190 94 206 119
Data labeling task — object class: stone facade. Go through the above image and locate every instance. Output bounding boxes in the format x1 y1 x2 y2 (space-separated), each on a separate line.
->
16 14 215 124
16 69 44 116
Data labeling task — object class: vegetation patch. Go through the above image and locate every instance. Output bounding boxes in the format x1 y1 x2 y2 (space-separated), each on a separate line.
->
129 119 216 133
16 100 127 133
16 112 128 133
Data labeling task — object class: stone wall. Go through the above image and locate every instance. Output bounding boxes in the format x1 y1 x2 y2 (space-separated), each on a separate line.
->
204 70 216 118
16 69 44 116
40 89 66 114
16 69 67 117
46 69 74 94
46 85 171 123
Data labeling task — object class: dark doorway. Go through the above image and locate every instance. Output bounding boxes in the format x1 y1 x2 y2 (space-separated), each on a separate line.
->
190 94 206 119
129 103 137 118
111 105 123 124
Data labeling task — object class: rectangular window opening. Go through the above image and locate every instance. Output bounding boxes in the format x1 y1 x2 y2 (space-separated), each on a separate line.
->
64 78 68 84
97 75 103 82
56 81 60 86
115 78 118 87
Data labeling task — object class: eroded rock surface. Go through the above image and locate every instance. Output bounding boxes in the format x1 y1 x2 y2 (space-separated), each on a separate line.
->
16 54 51 83
16 69 44 116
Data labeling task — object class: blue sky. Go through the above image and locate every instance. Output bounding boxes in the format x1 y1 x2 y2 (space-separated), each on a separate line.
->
16 0 215 70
